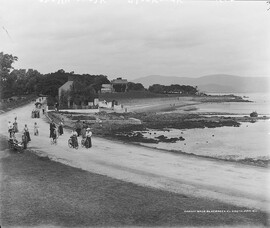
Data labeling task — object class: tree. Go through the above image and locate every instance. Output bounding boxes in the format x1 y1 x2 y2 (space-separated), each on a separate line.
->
148 83 198 95
69 80 97 106
88 75 110 93
0 52 18 98
148 84 164 93
127 82 145 91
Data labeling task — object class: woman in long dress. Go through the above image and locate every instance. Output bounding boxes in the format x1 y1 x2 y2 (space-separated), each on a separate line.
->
24 124 31 142
58 121 63 135
34 122 39 136
13 117 18 133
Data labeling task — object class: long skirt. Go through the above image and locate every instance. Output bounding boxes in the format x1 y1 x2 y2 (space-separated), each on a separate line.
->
13 122 18 132
86 137 92 148
34 128 39 136
50 129 54 138
25 131 31 142
59 125 63 135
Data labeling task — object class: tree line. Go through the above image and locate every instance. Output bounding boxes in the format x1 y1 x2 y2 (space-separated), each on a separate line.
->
1 52 199 106
149 84 198 95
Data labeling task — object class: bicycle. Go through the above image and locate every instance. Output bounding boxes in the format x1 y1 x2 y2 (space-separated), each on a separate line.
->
51 137 57 145
68 137 78 149
81 137 91 148
8 138 24 152
51 130 57 145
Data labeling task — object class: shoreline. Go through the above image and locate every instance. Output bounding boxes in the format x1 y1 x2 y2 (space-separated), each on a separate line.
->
92 134 269 168
3 95 269 168
55 119 270 168
48 94 269 168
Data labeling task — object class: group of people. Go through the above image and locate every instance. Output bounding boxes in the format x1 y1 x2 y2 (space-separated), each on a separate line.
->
31 109 40 118
70 125 92 149
49 119 64 141
8 117 32 149
8 110 93 151
8 117 18 137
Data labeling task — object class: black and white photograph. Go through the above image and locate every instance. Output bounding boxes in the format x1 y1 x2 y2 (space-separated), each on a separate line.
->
0 0 269 227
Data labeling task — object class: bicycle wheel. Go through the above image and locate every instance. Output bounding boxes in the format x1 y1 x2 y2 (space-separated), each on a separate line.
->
85 140 90 149
17 146 23 153
75 141 78 149
68 139 72 148
81 139 85 148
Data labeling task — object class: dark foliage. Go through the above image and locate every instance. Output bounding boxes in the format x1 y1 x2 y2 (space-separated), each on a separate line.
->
149 84 198 95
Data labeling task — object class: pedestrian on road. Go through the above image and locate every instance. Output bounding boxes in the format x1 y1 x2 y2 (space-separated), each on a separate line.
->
24 124 31 142
13 117 18 133
8 121 14 138
34 122 39 136
81 121 86 138
50 121 56 138
85 128 92 148
58 120 64 136
70 129 78 147
75 120 81 137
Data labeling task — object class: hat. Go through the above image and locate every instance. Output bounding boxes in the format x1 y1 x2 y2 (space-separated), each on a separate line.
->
86 128 90 131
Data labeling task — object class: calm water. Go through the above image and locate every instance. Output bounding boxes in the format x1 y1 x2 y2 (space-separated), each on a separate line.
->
140 93 270 161
193 93 270 116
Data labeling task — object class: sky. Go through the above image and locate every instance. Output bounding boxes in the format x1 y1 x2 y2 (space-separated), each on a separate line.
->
0 0 269 81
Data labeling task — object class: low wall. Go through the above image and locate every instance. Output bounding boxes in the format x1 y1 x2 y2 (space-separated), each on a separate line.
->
113 104 124 110
99 101 112 108
47 108 99 114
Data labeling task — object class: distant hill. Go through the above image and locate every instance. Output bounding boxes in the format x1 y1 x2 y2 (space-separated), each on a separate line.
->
132 74 270 93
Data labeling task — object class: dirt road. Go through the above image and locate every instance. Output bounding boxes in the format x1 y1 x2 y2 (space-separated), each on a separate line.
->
1 102 269 212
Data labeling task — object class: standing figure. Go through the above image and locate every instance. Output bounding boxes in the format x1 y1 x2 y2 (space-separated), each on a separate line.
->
58 120 64 136
50 121 56 138
85 128 92 148
81 121 86 139
51 128 57 144
13 117 18 133
75 120 81 137
24 124 31 142
34 122 39 136
55 102 59 112
8 121 14 138
70 129 78 148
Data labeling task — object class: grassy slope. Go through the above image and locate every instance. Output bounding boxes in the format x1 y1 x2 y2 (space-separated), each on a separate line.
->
0 137 267 227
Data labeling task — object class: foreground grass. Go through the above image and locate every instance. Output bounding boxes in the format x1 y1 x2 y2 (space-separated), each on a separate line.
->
0 137 268 227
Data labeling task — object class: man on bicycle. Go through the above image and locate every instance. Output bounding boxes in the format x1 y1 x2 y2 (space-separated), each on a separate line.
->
70 129 78 147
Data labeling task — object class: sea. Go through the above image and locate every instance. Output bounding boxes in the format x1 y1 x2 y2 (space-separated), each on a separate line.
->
139 93 270 162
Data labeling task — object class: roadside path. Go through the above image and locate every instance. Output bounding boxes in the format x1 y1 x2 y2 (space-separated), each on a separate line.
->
0 102 269 212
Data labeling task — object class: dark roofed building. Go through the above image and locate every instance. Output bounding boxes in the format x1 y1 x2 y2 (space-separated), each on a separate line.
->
111 77 128 92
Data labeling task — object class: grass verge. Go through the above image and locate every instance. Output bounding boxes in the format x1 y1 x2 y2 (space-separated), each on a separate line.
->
0 136 268 227
0 94 37 113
